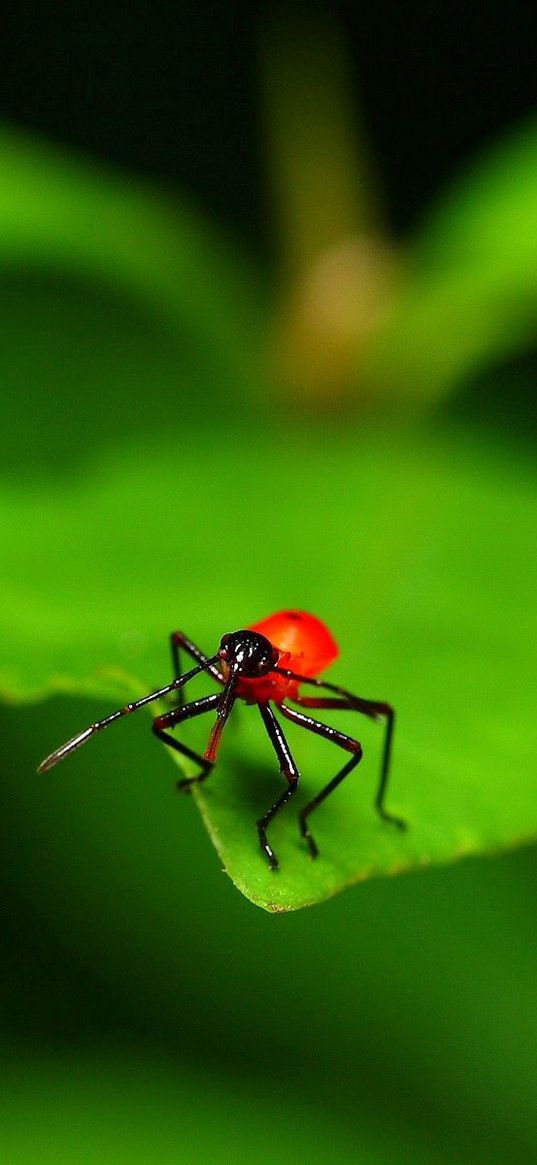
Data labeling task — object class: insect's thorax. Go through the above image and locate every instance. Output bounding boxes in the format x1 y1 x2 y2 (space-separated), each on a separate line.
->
233 651 298 705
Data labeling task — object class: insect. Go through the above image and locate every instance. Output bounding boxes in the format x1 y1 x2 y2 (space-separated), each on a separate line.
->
38 610 405 869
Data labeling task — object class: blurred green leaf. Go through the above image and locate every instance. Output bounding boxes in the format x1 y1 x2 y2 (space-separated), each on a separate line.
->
1 422 536 911
0 125 260 355
362 118 537 406
0 1047 453 1165
0 126 261 472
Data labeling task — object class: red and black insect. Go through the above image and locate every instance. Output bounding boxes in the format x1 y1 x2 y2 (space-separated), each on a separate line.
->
38 610 405 869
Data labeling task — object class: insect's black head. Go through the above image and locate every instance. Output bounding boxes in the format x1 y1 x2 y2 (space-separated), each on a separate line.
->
219 630 279 678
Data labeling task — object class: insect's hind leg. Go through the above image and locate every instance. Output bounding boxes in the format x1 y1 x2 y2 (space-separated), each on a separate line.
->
152 692 221 789
279 703 363 858
289 691 405 831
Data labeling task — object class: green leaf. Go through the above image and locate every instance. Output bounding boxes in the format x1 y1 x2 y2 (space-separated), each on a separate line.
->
0 125 260 372
0 1047 449 1165
362 118 537 406
2 422 536 911
0 126 262 476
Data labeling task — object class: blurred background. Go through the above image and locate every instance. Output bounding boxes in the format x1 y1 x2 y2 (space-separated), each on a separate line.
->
2 2 537 1162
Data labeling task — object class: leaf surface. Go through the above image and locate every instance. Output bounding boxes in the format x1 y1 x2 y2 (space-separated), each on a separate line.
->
2 424 536 910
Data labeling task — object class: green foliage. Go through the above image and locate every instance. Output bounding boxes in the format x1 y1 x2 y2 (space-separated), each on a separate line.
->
2 421 537 911
362 117 537 405
2 111 537 1164
1 123 537 912
0 125 261 379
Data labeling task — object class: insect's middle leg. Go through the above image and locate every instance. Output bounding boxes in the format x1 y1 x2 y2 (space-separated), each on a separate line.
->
257 703 299 870
152 692 221 790
279 703 363 858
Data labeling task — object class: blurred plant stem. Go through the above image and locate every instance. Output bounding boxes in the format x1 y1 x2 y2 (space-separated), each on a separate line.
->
261 11 402 409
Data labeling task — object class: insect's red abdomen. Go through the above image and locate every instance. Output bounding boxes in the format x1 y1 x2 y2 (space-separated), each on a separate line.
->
250 610 338 675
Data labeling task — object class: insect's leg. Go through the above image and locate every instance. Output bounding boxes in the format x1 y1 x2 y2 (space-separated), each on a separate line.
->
257 703 299 870
279 673 405 831
169 632 225 709
279 703 364 858
356 700 405 829
152 692 221 790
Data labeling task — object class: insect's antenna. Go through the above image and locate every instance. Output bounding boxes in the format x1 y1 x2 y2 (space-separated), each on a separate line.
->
37 655 220 774
204 666 239 764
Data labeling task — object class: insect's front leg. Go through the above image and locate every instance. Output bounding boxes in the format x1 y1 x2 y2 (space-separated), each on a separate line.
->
167 631 225 710
152 692 221 789
170 631 225 683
